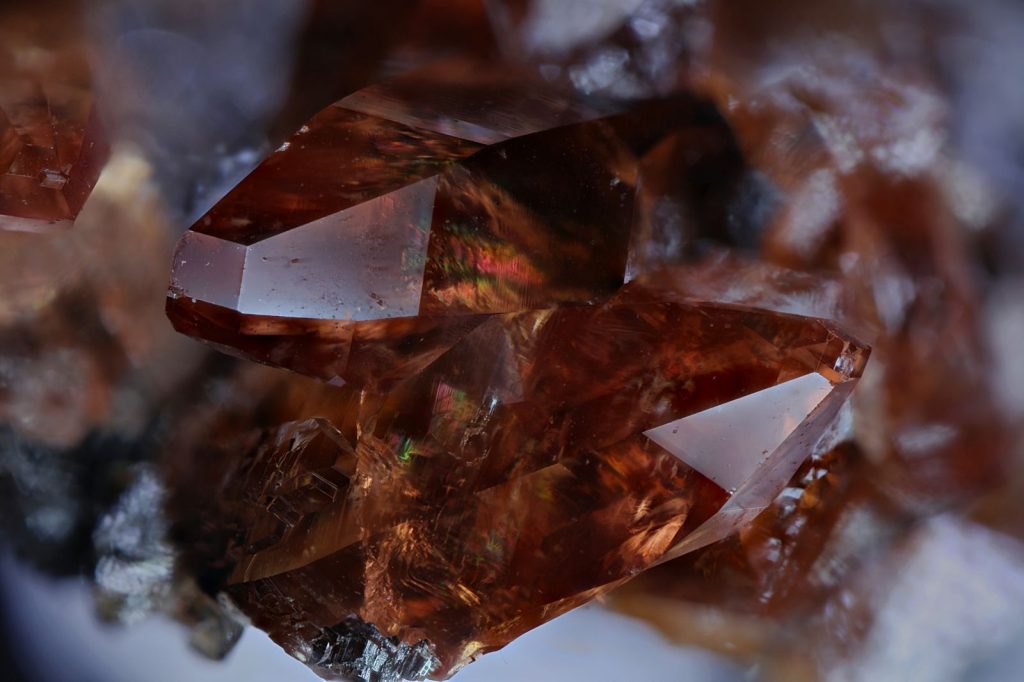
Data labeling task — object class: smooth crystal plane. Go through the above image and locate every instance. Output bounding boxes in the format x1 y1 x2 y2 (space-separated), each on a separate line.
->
167 65 869 680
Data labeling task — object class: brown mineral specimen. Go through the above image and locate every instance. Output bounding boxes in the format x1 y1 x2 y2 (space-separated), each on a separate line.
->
165 68 869 679
166 284 867 678
609 442 911 663
0 284 122 447
0 2 109 232
619 444 868 617
167 63 749 387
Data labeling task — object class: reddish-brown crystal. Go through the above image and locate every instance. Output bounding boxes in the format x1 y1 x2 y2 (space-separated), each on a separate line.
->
611 443 907 631
0 11 109 233
168 274 866 678
166 70 869 679
168 65 743 388
568 5 1014 674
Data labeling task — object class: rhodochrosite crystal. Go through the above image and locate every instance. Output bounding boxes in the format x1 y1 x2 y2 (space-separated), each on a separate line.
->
166 67 869 680
166 63 747 388
171 291 867 679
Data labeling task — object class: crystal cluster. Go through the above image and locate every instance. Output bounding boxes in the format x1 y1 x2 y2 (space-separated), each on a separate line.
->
489 0 1018 676
2 2 1023 682
164 64 869 678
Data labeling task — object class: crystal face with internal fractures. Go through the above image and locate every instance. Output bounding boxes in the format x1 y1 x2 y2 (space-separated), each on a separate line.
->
198 287 866 679
0 47 108 232
166 68 869 679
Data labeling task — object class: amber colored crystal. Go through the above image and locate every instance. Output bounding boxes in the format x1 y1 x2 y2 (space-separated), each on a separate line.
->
0 33 109 232
165 67 869 679
609 441 913 663
617 444 867 616
168 276 866 678
167 64 745 388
